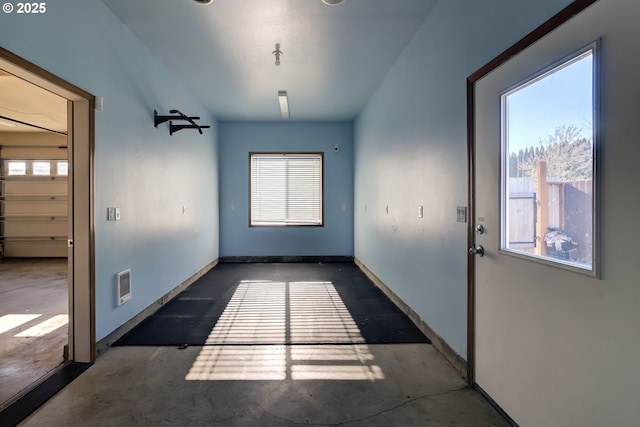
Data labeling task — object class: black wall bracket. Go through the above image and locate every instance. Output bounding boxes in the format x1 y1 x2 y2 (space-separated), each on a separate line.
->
154 109 211 136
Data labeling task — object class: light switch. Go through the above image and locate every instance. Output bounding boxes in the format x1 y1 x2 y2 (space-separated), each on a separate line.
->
107 207 121 221
418 205 424 218
456 206 467 223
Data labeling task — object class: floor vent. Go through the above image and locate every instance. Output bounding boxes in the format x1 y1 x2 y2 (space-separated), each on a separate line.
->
116 269 132 306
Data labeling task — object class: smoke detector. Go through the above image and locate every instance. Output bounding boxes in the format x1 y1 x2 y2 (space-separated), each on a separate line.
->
323 0 344 4
192 0 213 4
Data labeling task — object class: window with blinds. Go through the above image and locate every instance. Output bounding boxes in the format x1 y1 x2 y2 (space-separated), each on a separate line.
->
250 153 324 226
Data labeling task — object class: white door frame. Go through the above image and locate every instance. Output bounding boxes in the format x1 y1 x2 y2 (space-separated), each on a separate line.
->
0 47 95 364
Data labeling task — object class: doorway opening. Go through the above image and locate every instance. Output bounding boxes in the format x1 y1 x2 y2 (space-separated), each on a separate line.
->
0 72 69 409
0 47 94 416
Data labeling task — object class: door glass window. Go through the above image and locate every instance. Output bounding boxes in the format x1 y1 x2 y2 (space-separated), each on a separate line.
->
501 47 596 271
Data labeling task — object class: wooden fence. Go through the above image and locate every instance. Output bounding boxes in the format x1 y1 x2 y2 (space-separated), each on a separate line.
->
508 163 592 264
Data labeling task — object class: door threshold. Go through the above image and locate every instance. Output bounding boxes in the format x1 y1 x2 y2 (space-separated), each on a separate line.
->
0 361 91 426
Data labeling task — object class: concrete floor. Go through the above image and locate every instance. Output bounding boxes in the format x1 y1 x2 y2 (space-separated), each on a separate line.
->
0 258 68 409
21 343 509 426
7 262 509 425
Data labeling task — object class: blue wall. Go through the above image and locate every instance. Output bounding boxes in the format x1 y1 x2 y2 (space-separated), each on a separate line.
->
0 0 578 354
354 0 574 358
219 122 353 257
0 0 219 340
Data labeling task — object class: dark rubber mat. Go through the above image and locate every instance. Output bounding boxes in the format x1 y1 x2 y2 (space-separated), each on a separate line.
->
114 263 429 346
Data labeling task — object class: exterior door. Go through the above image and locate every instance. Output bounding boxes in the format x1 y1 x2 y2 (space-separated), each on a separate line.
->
470 0 639 425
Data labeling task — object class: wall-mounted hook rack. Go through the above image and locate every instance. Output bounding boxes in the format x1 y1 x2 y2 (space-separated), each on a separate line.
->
154 109 210 135
170 123 210 136
154 109 200 127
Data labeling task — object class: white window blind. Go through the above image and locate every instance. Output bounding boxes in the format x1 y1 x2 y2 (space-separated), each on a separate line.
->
250 153 323 226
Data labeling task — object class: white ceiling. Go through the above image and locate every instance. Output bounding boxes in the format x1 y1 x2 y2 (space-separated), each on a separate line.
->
0 69 67 134
102 0 438 121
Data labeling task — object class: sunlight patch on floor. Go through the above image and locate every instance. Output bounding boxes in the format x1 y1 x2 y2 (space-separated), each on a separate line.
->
186 345 287 381
0 314 42 335
187 281 384 381
14 314 68 337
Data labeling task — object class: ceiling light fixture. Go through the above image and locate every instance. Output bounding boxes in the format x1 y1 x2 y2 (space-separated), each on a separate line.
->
322 0 344 5
273 44 283 67
192 0 213 4
278 91 289 119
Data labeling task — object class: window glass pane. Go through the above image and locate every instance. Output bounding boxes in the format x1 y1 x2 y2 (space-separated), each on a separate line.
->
33 161 51 176
251 153 323 226
502 49 594 270
57 161 68 176
7 161 27 176
252 155 287 223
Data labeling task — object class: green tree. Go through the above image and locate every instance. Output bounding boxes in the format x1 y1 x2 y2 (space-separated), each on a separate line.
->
510 125 592 181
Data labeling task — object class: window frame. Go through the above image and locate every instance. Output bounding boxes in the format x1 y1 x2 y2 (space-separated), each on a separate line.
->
249 152 325 227
498 41 599 275
3 159 68 177
6 160 27 176
32 160 52 176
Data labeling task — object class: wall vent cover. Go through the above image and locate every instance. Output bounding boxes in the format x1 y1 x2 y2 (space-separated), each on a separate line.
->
116 269 131 306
